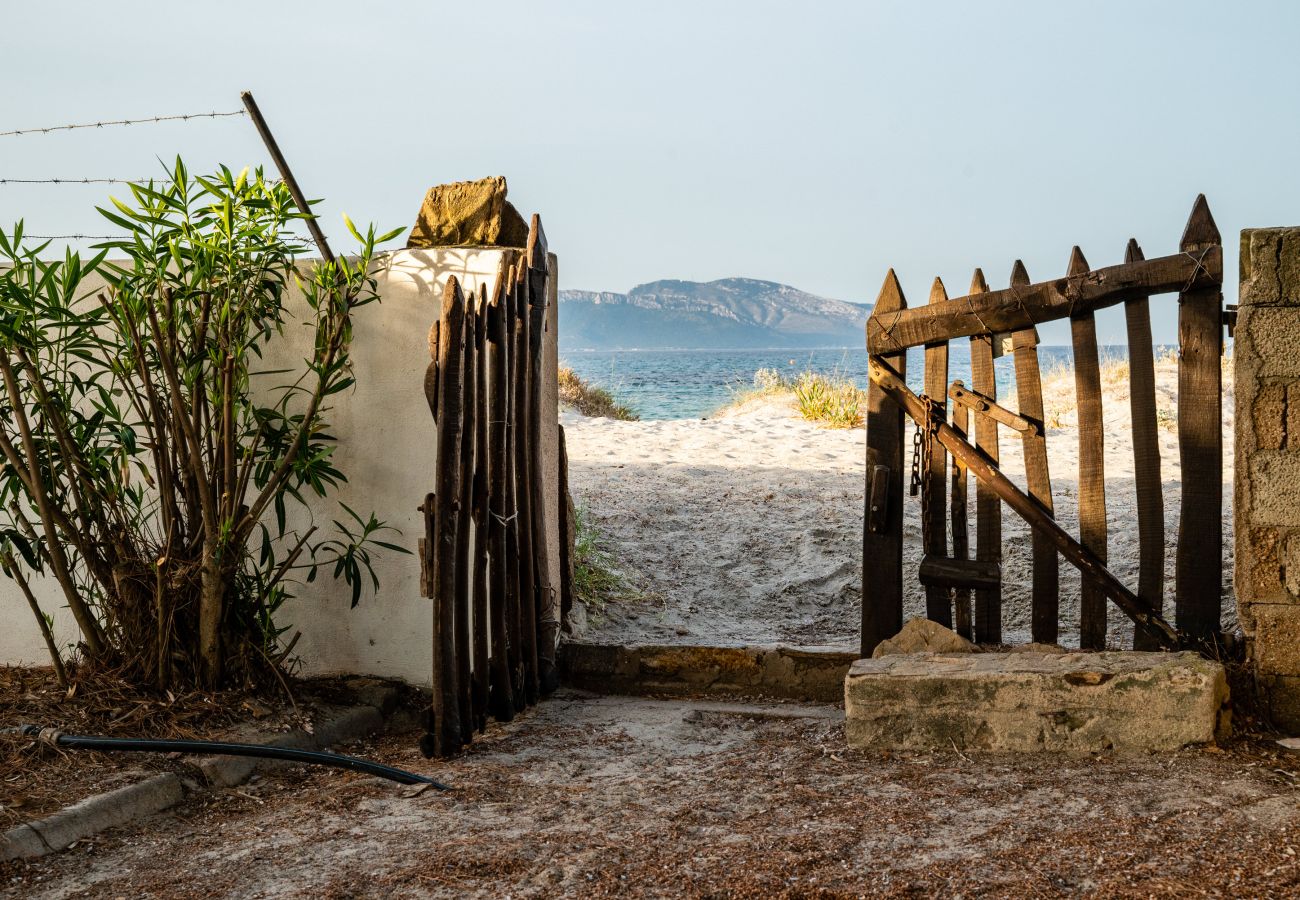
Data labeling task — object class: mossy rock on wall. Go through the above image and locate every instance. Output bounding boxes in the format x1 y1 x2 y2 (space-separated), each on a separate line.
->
406 175 530 249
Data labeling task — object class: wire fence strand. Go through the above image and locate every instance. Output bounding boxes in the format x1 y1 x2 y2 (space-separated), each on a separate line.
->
0 178 157 185
26 234 118 241
0 110 246 138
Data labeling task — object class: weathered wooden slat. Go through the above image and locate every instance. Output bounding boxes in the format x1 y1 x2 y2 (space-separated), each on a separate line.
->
969 269 1002 644
424 322 440 421
1123 239 1166 650
503 266 527 711
1069 247 1108 650
868 356 1180 648
1175 195 1224 642
949 381 1037 435
525 216 559 695
1009 260 1058 644
431 278 466 756
558 424 574 634
471 284 491 733
866 465 890 534
485 265 515 722
918 555 1001 592
867 247 1223 353
922 277 951 628
454 294 478 736
950 388 972 640
514 262 540 704
862 270 907 655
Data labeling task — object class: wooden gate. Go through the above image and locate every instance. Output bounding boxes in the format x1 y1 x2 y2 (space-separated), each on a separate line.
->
420 216 572 757
862 196 1226 654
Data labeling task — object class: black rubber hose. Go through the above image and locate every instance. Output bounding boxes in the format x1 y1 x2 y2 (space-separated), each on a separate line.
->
9 725 451 790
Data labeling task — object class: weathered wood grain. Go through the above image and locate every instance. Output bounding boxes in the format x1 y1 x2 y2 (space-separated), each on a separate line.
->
1123 239 1167 649
868 356 1179 648
485 265 515 721
513 263 540 704
949 381 1036 434
471 284 491 732
558 424 574 635
969 269 1002 644
1009 260 1058 644
862 270 907 655
525 216 559 695
432 278 466 755
867 247 1222 352
922 277 951 628
1069 247 1108 650
501 266 526 711
1175 195 1224 642
918 555 1001 592
950 390 972 640
454 294 478 735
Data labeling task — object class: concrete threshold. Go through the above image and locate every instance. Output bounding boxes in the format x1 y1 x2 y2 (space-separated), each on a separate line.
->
559 641 856 703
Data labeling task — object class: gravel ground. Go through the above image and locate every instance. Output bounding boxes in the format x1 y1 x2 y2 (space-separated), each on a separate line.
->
5 690 1298 898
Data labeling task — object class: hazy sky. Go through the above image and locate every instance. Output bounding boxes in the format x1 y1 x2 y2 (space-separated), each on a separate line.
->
2 1 1296 344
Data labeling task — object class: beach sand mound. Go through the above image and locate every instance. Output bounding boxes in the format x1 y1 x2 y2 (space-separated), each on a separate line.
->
563 356 1235 650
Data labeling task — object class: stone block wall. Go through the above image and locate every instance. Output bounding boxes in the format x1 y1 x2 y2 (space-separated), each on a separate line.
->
1237 227 1300 733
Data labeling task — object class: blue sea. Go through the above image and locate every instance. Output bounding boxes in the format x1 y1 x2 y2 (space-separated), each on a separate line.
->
561 345 1146 420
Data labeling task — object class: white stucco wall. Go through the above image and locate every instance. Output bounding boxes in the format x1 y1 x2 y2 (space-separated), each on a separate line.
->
0 248 561 688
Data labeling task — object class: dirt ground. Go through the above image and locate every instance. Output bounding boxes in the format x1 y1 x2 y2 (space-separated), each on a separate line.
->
5 689 1298 899
0 668 379 825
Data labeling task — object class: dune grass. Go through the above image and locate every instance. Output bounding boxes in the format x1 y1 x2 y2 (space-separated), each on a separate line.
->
1039 348 1183 430
723 367 867 428
558 366 639 421
572 502 631 611
792 371 868 428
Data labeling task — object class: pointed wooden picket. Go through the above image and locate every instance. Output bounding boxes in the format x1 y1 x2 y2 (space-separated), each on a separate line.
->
1068 246 1108 649
863 196 1223 653
432 277 467 755
923 277 952 627
1122 239 1166 648
863 270 908 654
968 268 1002 644
1176 195 1224 641
1009 260 1058 643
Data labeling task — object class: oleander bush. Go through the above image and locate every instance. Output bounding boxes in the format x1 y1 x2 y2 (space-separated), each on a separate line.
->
0 160 406 691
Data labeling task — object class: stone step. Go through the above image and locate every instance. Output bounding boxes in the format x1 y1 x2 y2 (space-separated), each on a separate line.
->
845 650 1229 752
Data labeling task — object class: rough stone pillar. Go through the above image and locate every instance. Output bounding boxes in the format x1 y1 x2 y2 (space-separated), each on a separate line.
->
1236 228 1300 733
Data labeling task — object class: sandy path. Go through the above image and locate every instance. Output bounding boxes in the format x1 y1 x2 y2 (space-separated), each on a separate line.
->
565 357 1235 649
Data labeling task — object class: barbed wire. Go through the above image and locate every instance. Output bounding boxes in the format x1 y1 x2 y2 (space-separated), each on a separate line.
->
0 178 157 185
2 175 291 189
0 110 246 138
26 234 118 240
23 231 330 244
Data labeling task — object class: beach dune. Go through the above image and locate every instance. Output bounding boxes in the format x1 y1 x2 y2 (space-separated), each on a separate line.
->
563 355 1235 649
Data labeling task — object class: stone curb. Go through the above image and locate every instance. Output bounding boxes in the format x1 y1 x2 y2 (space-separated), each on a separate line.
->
1 687 397 863
559 641 856 703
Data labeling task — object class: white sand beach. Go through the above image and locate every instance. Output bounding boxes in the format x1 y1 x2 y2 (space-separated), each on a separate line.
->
563 356 1235 649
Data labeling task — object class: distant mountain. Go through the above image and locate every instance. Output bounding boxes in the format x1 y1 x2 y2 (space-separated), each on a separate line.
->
558 278 871 350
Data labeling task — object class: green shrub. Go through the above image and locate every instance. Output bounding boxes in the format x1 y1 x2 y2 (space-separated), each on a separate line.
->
0 160 405 691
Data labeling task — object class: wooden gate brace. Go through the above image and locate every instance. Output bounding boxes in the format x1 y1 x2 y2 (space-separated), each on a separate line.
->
867 356 1180 649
